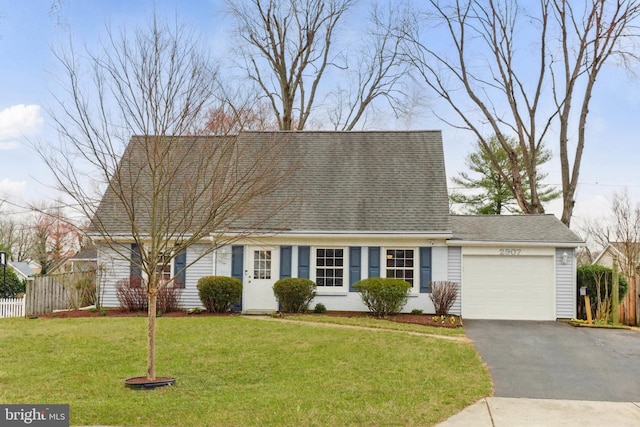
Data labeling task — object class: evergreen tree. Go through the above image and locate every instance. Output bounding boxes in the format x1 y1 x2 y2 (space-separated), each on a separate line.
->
450 136 559 214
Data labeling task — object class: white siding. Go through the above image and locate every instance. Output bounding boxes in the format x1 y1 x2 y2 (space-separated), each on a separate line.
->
447 247 462 315
432 246 448 281
98 245 130 308
215 245 232 277
182 244 214 308
556 247 576 319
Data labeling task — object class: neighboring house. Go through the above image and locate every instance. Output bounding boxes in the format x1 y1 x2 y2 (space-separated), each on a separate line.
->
593 242 639 325
8 261 37 281
51 245 98 274
95 131 582 320
593 242 640 274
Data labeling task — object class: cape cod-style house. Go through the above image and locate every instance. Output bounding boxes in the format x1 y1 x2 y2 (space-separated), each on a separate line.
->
94 131 582 320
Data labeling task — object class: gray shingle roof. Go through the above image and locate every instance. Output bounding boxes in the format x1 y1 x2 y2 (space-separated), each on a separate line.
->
93 131 451 235
450 215 583 244
9 262 35 278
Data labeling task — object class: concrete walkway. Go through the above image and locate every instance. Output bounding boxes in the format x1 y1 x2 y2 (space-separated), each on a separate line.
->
436 397 640 427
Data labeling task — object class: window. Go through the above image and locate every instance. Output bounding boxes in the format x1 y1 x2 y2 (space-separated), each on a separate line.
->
386 249 414 285
156 252 172 284
315 248 344 287
254 250 272 279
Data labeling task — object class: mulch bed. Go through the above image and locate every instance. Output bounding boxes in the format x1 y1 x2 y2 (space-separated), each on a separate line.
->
37 308 463 328
303 311 463 328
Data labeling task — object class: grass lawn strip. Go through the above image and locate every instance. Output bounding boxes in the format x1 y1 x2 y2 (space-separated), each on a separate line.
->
257 315 471 343
0 317 490 426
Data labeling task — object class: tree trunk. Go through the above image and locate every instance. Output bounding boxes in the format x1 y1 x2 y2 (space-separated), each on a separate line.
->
147 284 157 381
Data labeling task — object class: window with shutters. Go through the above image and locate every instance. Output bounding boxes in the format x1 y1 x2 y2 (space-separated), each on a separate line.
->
313 248 347 288
384 248 417 290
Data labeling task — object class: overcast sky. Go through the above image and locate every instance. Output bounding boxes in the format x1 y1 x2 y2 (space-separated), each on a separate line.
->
1 0 639 231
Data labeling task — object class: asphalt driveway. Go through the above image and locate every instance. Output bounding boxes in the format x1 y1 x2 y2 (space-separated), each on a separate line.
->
464 320 640 402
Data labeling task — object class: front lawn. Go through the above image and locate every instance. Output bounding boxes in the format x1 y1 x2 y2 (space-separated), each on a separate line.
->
0 316 490 426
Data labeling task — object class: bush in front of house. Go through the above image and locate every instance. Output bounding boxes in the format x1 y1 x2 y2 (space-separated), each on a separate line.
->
314 303 327 314
273 278 316 313
354 278 411 317
197 276 242 313
429 281 459 316
116 277 182 313
116 277 147 311
157 282 183 313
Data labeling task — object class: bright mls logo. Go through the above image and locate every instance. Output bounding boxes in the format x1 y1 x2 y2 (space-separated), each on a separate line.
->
1 405 69 426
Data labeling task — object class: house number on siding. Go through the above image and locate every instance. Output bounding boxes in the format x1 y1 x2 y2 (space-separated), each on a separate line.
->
499 249 521 256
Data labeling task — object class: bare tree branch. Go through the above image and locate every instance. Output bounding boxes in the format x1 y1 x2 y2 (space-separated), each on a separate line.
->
405 0 640 225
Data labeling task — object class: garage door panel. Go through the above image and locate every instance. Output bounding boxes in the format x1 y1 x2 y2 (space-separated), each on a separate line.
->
463 256 555 320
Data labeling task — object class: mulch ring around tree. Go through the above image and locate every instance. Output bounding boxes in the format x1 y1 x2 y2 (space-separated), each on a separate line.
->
36 309 463 327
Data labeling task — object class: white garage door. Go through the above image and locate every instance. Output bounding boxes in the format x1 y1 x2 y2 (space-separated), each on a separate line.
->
462 255 555 320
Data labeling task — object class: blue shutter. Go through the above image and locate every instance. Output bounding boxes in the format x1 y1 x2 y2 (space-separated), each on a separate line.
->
368 247 380 278
173 250 187 288
349 247 361 291
298 246 310 279
280 246 292 279
231 245 244 281
130 243 141 279
231 246 244 312
420 247 432 293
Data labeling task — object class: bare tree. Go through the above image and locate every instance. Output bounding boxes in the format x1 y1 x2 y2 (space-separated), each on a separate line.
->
41 14 291 382
30 205 80 274
227 0 412 131
0 216 34 263
581 190 640 276
228 0 352 130
327 2 412 130
405 0 640 226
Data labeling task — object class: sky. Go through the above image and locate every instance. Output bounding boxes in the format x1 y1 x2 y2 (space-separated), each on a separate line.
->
0 0 639 233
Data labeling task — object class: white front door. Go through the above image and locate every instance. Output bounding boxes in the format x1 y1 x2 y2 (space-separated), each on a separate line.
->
244 247 279 312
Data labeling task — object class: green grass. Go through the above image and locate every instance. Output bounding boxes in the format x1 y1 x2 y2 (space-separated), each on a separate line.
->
283 314 466 337
0 316 490 426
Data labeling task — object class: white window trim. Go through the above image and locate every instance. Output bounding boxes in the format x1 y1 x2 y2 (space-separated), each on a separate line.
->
381 247 419 295
311 246 349 295
141 249 176 286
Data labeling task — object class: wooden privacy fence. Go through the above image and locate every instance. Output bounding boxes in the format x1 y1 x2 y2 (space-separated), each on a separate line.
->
618 274 638 326
0 298 25 318
25 271 97 316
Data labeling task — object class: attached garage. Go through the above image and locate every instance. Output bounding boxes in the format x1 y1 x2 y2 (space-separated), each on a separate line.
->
450 215 583 321
462 254 555 320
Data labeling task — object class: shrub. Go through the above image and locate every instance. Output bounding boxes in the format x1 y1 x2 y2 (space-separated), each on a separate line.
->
157 282 183 313
75 275 96 307
273 278 316 313
116 277 147 312
197 276 242 313
429 281 459 316
2 268 25 298
577 265 629 321
354 278 410 317
577 265 628 302
314 303 327 314
411 309 424 315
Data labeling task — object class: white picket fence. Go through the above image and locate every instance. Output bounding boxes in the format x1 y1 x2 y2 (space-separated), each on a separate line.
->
0 297 25 318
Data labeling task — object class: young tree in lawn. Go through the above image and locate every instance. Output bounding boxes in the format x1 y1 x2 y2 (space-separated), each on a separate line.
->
227 0 412 130
405 0 640 226
450 136 559 214
42 14 291 381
